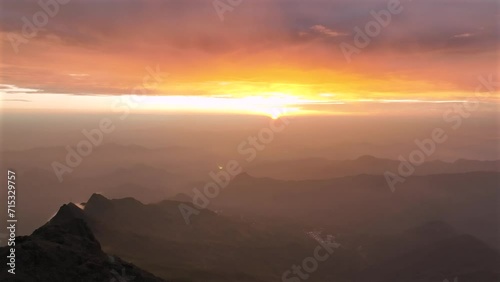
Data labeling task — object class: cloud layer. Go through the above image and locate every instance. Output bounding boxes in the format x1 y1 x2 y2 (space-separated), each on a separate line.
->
0 0 498 100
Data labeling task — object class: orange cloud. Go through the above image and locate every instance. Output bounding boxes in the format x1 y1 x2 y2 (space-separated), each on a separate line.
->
0 0 498 104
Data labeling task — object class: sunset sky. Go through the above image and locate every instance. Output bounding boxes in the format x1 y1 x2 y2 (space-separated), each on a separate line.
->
0 0 498 115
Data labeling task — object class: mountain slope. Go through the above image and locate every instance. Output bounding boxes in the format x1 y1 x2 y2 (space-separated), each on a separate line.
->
360 234 500 282
81 194 321 281
212 171 500 249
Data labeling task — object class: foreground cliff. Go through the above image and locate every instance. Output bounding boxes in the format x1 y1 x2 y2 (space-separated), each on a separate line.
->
0 203 165 282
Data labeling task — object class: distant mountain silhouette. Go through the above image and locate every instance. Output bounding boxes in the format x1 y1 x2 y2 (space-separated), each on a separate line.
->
168 193 193 203
0 203 165 282
1 143 213 178
247 156 500 180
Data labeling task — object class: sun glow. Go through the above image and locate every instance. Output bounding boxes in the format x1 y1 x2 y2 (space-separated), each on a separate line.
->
138 93 308 118
2 88 319 117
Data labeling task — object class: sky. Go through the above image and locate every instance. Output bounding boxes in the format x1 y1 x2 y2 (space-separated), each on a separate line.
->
0 0 499 116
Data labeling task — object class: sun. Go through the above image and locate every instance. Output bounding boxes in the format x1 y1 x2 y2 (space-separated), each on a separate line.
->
244 93 303 119
271 112 281 120
265 106 299 120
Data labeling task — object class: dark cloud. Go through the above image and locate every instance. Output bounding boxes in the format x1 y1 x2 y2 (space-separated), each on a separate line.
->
1 0 497 54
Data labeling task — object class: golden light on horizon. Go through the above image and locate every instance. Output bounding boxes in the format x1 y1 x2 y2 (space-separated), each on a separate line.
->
141 93 308 118
3 81 498 117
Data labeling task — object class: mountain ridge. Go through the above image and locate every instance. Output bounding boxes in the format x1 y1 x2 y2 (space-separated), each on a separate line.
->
0 202 165 282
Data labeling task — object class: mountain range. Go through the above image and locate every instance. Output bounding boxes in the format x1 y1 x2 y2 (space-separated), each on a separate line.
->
3 193 499 281
211 171 500 250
